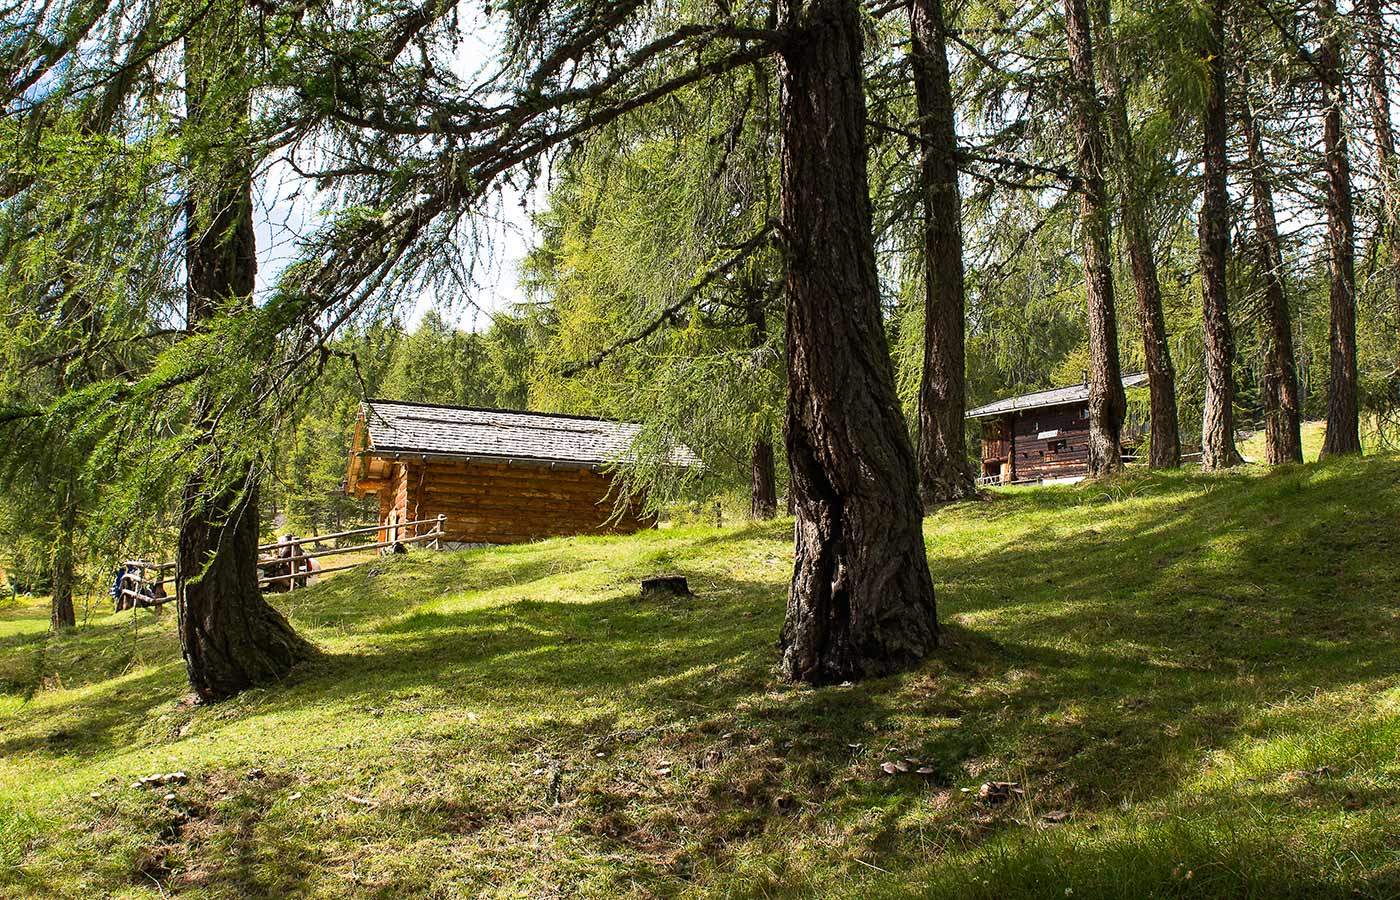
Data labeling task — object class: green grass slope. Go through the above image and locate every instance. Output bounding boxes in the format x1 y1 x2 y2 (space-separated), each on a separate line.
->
2 454 1399 899
1237 419 1329 463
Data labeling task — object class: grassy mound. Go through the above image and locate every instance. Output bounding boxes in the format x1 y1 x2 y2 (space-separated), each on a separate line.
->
2 451 1399 899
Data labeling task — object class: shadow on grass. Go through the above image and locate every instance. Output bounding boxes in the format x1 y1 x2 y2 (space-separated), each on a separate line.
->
264 456 1400 821
5 455 1399 898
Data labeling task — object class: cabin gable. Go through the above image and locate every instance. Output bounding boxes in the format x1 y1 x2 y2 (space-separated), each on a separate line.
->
346 400 691 546
968 373 1148 485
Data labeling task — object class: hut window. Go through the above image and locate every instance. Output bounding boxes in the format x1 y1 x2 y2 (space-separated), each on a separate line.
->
1048 439 1067 455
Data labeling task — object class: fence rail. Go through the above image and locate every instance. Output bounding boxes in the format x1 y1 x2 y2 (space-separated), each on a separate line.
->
115 515 447 609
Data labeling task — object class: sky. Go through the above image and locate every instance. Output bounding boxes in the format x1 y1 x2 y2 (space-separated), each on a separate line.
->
250 10 538 333
253 168 538 333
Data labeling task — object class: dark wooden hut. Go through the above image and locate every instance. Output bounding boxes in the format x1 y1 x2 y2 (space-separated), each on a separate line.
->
966 373 1148 485
345 400 697 547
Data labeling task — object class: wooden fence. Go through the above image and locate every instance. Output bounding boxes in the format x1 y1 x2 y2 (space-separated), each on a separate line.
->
116 515 446 610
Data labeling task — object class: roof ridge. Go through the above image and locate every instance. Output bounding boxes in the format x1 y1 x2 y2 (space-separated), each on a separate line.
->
998 372 1147 399
363 398 638 426
965 372 1148 419
358 399 700 467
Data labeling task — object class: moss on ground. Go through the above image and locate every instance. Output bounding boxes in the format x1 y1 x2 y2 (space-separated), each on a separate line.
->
2 448 1399 899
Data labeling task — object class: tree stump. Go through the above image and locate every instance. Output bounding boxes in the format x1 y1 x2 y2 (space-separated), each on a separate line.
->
640 575 691 598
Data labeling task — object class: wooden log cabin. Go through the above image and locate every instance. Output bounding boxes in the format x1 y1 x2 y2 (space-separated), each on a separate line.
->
966 373 1149 485
345 400 698 547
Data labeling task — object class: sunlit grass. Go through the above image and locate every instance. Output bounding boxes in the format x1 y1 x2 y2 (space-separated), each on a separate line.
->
1238 419 1349 463
2 451 1399 898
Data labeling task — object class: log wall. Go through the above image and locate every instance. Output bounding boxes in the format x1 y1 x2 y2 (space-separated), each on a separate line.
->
383 458 654 545
376 464 412 542
1010 403 1093 482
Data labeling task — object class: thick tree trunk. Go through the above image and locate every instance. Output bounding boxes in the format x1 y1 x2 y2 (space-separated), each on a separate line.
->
178 23 314 703
1198 0 1241 470
1318 0 1362 457
1064 0 1126 476
910 0 977 503
50 487 76 630
1361 0 1400 354
1241 82 1304 465
177 475 311 701
777 0 937 684
1090 0 1179 468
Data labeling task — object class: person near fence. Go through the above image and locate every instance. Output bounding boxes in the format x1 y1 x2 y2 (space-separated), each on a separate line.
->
112 564 164 610
261 535 312 593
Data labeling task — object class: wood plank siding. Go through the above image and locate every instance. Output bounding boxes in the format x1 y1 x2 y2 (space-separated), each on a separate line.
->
375 464 412 542
970 374 1147 484
346 400 693 546
979 402 1095 483
1011 403 1093 482
390 458 653 545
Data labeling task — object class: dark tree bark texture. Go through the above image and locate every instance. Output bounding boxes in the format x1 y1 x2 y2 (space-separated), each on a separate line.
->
1241 82 1304 465
751 438 778 520
1361 0 1400 366
50 487 76 630
1090 0 1179 468
747 300 779 520
1319 0 1361 457
177 23 314 703
1064 0 1126 477
777 0 938 684
177 477 313 702
910 0 977 503
1198 0 1241 470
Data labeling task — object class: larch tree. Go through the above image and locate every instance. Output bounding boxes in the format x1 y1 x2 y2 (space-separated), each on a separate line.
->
1063 0 1127 477
1198 0 1240 470
262 0 936 682
909 0 978 502
1090 0 1180 468
1 9 185 631
1317 0 1361 457
776 0 937 682
522 70 785 522
1360 0 1400 361
744 289 780 520
176 5 315 702
49 482 78 628
1240 68 1304 465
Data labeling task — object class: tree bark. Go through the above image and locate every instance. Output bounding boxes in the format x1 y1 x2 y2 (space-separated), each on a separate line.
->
1198 0 1241 470
1090 0 1179 468
750 438 777 519
746 299 779 520
50 485 76 630
1241 77 1304 465
1064 0 1126 476
177 18 314 703
1361 0 1400 367
910 0 977 503
777 0 938 684
178 474 312 701
1318 0 1361 457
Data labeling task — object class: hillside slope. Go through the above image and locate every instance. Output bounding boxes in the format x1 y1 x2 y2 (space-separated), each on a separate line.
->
2 455 1399 899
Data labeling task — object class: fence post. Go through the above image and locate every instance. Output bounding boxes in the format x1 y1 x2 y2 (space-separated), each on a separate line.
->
434 514 445 550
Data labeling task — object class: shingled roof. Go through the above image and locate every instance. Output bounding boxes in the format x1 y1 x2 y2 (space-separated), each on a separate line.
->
965 373 1150 419
357 399 699 468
